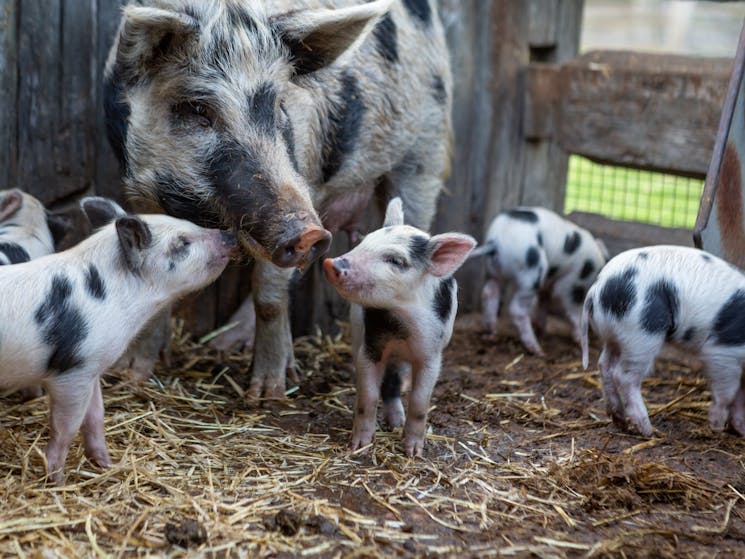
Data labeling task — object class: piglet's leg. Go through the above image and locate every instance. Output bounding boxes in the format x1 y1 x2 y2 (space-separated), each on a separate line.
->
381 364 406 431
702 352 743 433
598 345 625 428
403 355 441 457
614 357 654 437
481 278 501 334
80 379 111 469
728 375 745 436
351 358 383 452
509 289 543 356
45 374 96 485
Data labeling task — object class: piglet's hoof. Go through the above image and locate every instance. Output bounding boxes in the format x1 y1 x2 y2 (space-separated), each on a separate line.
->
404 436 425 458
350 432 375 453
85 448 112 469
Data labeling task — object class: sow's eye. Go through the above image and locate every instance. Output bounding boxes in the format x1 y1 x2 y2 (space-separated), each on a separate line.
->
172 101 214 128
384 254 409 270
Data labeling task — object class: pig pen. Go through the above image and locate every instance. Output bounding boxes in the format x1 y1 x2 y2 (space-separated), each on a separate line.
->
1 313 744 558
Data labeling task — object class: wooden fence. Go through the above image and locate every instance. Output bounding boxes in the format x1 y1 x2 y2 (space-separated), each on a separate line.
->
0 0 735 337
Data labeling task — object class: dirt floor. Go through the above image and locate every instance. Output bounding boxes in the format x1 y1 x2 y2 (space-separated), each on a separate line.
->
1 314 745 558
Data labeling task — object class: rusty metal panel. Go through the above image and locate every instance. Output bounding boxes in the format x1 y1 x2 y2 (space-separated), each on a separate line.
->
694 21 745 266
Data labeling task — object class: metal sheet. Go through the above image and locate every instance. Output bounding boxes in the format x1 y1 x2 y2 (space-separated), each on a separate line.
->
694 19 745 267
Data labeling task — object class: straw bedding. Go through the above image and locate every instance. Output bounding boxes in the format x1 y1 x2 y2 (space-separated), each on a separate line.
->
1 314 744 558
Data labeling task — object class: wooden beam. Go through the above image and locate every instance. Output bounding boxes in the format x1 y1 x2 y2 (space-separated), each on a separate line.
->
526 50 732 178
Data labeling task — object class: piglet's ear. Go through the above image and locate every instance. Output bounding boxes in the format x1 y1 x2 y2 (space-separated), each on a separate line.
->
427 233 477 277
0 189 23 223
115 216 152 274
383 197 404 227
81 196 128 228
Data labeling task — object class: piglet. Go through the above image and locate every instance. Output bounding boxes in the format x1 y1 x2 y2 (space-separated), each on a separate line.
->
324 198 475 456
0 189 55 265
0 197 236 484
472 207 607 356
581 245 745 438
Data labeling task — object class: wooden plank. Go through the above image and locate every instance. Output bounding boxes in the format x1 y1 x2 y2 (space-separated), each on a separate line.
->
17 1 62 203
0 1 17 192
528 0 559 49
554 51 732 178
56 0 97 204
95 0 127 202
568 211 694 257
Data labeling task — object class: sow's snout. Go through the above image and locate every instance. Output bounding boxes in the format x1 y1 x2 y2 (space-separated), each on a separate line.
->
214 155 331 268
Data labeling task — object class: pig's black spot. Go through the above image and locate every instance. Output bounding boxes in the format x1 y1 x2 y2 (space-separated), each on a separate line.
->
364 308 409 362
713 290 745 345
682 327 696 343
701 253 712 263
409 235 429 267
84 264 106 300
0 242 30 264
526 246 540 268
641 279 679 340
226 4 258 34
506 209 538 223
433 277 454 322
403 0 432 26
155 173 222 228
321 71 366 182
103 66 130 175
248 82 277 136
432 74 447 105
279 102 299 173
373 12 398 64
572 284 586 305
579 259 595 280
547 265 559 278
563 231 582 254
536 233 543 247
599 267 638 319
34 275 88 373
381 364 402 402
638 251 649 260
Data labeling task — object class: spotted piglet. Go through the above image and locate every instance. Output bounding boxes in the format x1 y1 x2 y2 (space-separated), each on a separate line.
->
472 207 607 356
323 198 475 456
0 189 56 265
581 245 745 438
0 197 236 484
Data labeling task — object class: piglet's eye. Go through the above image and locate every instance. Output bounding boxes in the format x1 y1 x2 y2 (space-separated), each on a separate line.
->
384 254 409 269
173 101 213 128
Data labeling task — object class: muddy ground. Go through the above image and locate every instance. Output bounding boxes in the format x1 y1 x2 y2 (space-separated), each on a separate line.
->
1 313 745 558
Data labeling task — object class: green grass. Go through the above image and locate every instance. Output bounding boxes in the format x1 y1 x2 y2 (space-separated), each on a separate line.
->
563 155 704 229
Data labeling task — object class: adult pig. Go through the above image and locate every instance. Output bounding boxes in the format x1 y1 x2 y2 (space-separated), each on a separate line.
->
104 0 452 398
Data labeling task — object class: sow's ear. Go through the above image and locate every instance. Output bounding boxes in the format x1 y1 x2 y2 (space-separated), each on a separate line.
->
114 6 199 84
383 197 404 227
0 189 23 223
81 196 128 228
427 233 477 277
115 216 153 274
273 0 393 76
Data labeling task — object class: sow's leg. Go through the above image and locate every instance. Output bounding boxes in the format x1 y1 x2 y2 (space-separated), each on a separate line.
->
247 261 297 399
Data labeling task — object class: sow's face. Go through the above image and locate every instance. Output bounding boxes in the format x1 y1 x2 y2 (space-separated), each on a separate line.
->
104 1 368 268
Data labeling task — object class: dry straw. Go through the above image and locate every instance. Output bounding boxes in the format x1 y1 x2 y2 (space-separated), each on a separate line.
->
0 317 744 558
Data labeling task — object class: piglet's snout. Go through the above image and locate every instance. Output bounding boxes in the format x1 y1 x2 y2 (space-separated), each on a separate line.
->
323 257 350 283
